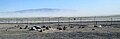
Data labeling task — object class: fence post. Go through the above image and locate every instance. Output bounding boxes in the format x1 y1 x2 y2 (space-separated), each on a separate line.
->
93 16 97 25
58 17 60 26
49 17 50 23
69 18 70 26
94 16 96 25
16 18 18 24
111 18 113 25
27 18 28 25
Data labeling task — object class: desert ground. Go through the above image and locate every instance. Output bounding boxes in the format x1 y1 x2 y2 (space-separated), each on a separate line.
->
0 23 120 39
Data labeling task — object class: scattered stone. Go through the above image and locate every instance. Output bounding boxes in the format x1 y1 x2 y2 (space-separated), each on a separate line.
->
94 25 98 27
63 26 67 30
24 25 28 29
19 27 22 29
15 25 19 27
81 27 84 28
34 26 41 29
48 26 51 28
92 29 95 30
78 26 81 28
70 26 74 28
29 27 35 30
39 30 43 32
58 27 62 30
42 26 46 28
46 27 49 30
57 27 59 29
5 29 8 31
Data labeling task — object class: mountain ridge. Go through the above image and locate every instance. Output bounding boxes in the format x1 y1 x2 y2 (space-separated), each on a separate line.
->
14 8 62 13
0 8 67 13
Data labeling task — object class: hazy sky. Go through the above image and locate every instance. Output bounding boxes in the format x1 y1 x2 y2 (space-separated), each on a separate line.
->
0 0 120 17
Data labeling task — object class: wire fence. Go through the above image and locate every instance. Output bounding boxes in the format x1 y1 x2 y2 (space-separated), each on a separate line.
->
0 16 120 25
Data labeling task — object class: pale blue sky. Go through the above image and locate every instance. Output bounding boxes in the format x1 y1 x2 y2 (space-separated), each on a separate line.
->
0 0 120 17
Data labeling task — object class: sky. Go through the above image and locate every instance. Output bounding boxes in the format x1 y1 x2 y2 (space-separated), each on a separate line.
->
0 0 120 17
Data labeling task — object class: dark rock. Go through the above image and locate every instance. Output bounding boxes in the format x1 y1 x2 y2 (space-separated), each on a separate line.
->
19 27 22 29
63 26 67 30
94 25 98 27
34 26 41 29
39 30 43 32
24 25 28 29
92 29 95 30
46 27 49 30
70 26 74 28
58 28 62 30
81 27 84 28
42 26 46 28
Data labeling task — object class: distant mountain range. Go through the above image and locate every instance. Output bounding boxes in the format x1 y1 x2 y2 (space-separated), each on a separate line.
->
0 8 80 17
0 8 120 17
0 8 77 13
0 8 63 13
13 8 63 13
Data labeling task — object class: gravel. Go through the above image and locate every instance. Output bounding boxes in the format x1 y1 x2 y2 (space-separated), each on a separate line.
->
0 32 120 39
